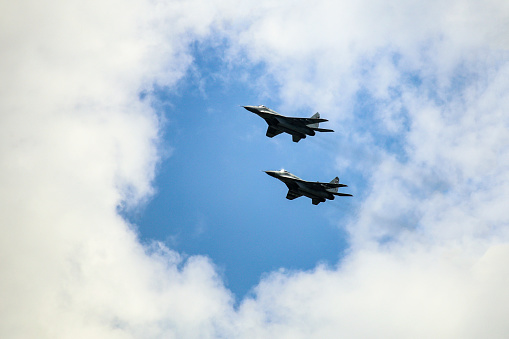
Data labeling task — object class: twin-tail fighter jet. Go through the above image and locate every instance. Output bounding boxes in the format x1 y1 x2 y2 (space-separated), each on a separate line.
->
242 105 334 142
265 169 352 205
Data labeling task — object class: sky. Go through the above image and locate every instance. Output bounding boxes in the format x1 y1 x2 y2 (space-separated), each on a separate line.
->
1 0 509 338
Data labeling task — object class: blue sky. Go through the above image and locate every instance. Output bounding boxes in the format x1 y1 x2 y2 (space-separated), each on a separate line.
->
133 45 357 298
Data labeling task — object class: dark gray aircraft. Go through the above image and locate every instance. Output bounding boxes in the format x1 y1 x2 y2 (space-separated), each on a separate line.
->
265 169 352 205
242 105 334 142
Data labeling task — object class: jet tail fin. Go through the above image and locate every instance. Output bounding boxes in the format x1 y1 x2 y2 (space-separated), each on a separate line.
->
326 177 340 193
308 112 321 128
329 177 352 197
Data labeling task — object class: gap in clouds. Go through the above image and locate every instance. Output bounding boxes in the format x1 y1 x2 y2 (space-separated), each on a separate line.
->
122 40 353 300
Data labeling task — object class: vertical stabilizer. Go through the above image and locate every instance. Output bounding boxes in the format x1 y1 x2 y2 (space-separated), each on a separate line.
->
308 112 320 128
326 177 340 193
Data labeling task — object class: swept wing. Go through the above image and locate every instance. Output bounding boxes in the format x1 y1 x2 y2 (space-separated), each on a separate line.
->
286 190 303 200
301 181 348 190
266 126 283 138
282 117 329 125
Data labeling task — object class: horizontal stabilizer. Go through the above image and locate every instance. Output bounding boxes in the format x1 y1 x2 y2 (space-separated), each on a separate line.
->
312 127 334 132
332 193 353 197
325 183 348 189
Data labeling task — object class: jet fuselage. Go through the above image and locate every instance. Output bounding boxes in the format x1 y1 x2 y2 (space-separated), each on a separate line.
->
243 105 331 142
295 181 334 200
265 170 344 204
273 117 315 137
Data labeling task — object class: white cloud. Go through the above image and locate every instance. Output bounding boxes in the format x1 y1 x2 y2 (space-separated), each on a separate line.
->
228 0 509 112
234 242 509 338
225 1 509 337
0 0 234 338
2 0 509 338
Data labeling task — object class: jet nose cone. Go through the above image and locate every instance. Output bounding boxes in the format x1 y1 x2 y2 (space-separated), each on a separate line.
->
264 170 278 178
242 105 258 113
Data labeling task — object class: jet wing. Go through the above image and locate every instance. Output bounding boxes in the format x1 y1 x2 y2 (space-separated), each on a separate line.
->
286 190 303 200
282 180 302 200
303 181 347 190
266 126 283 138
284 117 329 125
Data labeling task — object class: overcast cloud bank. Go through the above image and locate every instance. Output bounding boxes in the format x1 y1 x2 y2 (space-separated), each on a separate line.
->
2 0 509 338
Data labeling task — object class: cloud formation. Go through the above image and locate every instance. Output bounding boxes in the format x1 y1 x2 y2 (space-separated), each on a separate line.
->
1 0 509 338
1 0 234 337
227 1 509 337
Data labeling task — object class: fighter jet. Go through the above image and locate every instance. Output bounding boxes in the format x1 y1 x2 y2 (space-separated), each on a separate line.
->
265 169 352 205
242 105 334 142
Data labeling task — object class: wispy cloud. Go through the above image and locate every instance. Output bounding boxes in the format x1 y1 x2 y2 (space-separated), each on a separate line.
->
226 1 509 337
